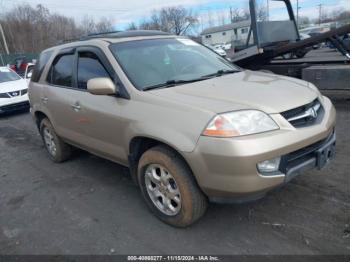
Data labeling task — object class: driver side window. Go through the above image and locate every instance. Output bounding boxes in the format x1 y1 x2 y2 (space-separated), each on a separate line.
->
77 52 111 90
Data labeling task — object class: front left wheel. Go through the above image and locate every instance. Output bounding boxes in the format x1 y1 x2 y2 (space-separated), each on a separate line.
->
138 145 208 227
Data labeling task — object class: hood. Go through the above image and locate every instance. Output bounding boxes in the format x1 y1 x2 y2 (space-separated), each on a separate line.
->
149 70 318 114
0 79 28 93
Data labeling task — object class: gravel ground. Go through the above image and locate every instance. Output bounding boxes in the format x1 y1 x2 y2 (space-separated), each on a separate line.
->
0 99 349 255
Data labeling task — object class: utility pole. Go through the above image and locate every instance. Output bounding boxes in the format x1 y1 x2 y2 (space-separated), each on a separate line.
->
318 4 323 26
267 0 270 21
0 53 4 66
297 0 299 27
296 0 302 29
0 23 9 55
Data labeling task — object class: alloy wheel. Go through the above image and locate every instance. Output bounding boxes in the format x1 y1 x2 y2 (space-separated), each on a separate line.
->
145 164 181 216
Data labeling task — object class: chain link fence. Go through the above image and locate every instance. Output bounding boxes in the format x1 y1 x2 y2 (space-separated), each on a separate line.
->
0 53 38 66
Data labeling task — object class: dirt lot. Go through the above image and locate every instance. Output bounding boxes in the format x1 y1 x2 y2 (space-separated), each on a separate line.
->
0 99 349 255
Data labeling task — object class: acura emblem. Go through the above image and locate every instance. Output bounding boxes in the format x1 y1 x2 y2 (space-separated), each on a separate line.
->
307 107 318 119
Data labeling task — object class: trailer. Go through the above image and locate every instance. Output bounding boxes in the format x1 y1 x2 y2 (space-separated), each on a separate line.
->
228 0 350 91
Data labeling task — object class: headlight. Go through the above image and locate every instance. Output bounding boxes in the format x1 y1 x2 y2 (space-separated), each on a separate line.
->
202 110 279 137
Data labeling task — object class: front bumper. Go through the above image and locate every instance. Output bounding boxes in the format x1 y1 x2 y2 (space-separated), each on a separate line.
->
279 130 336 183
183 96 336 202
0 95 29 114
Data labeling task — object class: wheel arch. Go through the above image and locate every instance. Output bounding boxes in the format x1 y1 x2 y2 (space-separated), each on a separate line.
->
34 110 49 130
128 136 196 186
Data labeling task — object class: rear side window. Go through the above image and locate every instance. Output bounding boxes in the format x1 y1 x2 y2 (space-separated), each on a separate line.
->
47 54 74 87
31 51 53 82
77 52 110 89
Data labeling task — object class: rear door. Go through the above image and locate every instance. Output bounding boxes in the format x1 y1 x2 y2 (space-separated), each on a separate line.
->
44 48 88 146
28 50 53 112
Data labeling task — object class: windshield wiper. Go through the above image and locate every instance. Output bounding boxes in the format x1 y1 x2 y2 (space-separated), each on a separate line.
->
201 69 240 78
142 70 240 91
143 78 210 91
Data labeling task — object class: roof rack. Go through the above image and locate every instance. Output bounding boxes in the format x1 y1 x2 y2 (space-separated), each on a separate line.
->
79 30 171 40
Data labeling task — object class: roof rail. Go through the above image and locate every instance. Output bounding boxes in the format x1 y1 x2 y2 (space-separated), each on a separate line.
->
56 30 172 46
86 30 122 38
79 30 171 40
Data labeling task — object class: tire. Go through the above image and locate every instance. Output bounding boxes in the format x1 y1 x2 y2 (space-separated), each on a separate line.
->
138 145 208 227
295 49 308 58
39 118 72 163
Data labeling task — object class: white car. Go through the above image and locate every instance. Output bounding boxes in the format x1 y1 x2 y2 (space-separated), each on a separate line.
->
299 33 310 40
24 63 35 85
0 67 30 114
299 33 322 49
205 44 227 57
222 43 232 50
213 45 227 57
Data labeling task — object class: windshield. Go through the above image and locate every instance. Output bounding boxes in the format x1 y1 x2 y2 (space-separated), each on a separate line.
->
110 38 239 90
0 68 21 83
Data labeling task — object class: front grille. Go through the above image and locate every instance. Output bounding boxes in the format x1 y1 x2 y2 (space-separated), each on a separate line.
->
0 89 28 98
281 99 324 128
21 89 28 95
0 93 11 98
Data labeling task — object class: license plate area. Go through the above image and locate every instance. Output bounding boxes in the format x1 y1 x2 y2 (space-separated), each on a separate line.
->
316 139 336 170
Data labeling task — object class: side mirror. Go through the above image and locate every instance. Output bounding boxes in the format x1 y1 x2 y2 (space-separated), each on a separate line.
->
87 77 117 96
27 71 33 78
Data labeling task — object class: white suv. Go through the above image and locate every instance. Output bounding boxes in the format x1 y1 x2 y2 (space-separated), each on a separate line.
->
0 67 29 114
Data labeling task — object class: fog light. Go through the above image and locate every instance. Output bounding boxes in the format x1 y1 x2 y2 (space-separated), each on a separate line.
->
257 157 281 173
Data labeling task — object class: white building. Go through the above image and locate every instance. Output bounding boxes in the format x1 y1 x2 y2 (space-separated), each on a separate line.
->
201 21 251 47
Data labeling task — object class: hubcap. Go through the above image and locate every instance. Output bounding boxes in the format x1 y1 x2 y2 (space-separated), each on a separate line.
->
43 127 57 156
145 164 181 216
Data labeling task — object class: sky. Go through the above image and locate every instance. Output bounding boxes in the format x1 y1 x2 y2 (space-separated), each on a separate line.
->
1 0 350 31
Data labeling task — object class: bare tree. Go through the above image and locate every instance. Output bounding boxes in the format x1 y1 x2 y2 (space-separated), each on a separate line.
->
1 4 87 53
330 9 350 21
216 10 226 25
229 7 250 23
79 15 114 35
139 6 198 35
139 11 162 31
127 22 138 30
337 10 350 20
242 9 251 21
298 16 310 27
95 17 115 33
230 8 242 22
80 15 97 35
256 5 268 21
207 10 215 27
160 6 198 35
310 8 350 25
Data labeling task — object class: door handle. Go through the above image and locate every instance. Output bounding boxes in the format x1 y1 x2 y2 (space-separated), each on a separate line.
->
71 103 81 112
41 97 48 103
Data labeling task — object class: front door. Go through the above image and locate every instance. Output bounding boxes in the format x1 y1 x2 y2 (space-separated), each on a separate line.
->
70 47 127 164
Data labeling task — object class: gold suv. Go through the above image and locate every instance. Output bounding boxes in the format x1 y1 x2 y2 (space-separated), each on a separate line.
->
29 31 336 227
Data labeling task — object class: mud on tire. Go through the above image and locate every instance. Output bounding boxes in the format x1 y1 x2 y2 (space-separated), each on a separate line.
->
40 118 72 163
138 145 208 227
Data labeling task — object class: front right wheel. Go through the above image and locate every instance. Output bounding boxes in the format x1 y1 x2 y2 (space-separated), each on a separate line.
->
138 145 208 227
